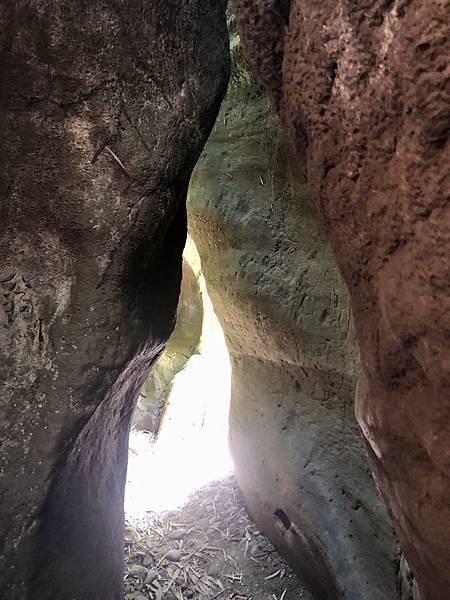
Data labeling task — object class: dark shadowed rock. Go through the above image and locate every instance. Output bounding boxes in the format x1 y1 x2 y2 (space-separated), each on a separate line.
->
0 1 229 598
231 1 450 598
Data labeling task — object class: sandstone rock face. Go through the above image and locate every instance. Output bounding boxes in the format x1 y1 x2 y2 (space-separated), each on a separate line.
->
0 2 228 598
231 2 450 598
188 72 397 599
132 255 203 433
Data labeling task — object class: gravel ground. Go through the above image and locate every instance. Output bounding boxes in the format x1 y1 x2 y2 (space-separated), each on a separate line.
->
124 475 314 600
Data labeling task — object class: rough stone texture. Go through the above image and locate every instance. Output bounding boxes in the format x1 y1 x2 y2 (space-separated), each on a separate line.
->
231 1 450 599
188 75 397 599
132 256 203 433
398 553 422 600
0 2 228 599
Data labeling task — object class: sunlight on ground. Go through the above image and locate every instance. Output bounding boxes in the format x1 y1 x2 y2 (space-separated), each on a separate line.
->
125 239 233 517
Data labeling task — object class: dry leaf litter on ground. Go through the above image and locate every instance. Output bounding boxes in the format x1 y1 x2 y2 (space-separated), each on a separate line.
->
124 475 313 600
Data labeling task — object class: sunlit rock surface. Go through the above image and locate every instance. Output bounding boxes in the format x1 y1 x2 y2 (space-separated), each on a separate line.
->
132 243 204 434
0 2 229 598
188 29 397 599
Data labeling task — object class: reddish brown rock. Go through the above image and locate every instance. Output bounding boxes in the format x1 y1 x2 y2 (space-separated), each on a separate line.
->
231 1 450 599
0 1 228 598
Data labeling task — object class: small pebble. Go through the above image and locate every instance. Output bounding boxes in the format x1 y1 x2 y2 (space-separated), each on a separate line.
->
128 565 148 578
142 554 153 567
165 549 181 562
166 528 187 541
144 568 158 584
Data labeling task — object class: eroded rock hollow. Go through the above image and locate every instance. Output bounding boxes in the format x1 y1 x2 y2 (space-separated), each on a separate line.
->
230 2 450 599
0 2 229 598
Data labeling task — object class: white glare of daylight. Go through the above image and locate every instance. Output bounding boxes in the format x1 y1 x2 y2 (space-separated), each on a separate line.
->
125 241 233 518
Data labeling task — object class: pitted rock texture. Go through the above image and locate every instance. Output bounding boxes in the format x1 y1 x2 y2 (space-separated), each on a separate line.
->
231 1 450 598
0 2 228 599
188 76 397 599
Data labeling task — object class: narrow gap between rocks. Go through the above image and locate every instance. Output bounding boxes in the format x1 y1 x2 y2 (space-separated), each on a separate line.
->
123 237 313 600
125 236 233 518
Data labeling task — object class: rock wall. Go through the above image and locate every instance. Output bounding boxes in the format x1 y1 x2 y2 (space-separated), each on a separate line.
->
231 2 450 599
188 51 397 600
132 254 203 433
0 2 229 598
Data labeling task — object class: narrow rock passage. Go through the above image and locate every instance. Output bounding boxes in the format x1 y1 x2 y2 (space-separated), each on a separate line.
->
121 245 314 599
125 240 234 516
124 475 314 600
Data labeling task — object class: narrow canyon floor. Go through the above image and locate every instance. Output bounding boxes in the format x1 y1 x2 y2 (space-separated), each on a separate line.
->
124 474 313 600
